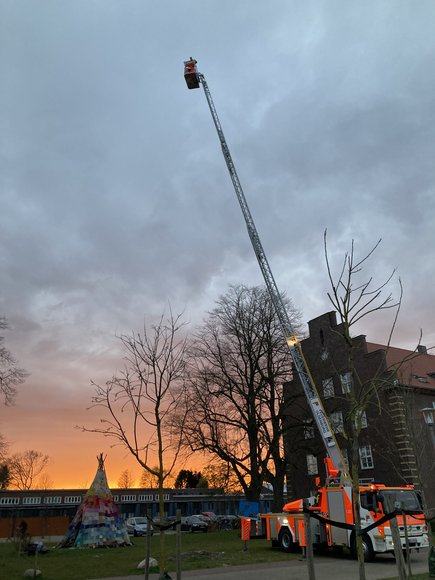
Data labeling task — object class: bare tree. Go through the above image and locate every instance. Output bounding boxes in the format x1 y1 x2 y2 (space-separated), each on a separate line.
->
0 433 8 461
324 232 402 580
82 310 189 578
138 466 174 489
181 285 302 511
0 317 28 405
202 460 242 493
8 450 49 490
35 472 55 490
139 467 159 488
117 469 135 488
0 464 10 489
0 434 10 489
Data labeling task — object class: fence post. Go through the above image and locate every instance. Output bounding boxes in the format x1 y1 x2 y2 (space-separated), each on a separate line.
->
176 509 181 580
400 503 412 578
303 499 316 580
429 545 435 578
144 508 151 580
390 503 407 580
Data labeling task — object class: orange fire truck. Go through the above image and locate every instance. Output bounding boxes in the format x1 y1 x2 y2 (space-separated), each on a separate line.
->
184 58 429 561
243 459 429 560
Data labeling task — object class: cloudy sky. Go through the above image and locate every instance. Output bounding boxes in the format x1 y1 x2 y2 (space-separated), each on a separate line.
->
1 1 434 488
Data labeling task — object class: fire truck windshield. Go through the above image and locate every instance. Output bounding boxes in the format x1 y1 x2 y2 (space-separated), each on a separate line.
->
378 489 422 512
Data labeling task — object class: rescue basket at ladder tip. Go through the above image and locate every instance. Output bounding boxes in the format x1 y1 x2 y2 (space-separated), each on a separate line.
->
184 58 200 89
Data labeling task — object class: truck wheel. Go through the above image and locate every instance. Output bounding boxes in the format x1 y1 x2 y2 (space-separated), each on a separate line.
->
278 528 294 553
351 534 375 562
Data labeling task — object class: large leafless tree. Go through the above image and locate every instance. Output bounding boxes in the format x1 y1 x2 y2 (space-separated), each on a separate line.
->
82 311 189 578
0 317 28 405
117 469 135 489
0 435 10 489
180 284 302 511
201 459 242 493
8 450 49 490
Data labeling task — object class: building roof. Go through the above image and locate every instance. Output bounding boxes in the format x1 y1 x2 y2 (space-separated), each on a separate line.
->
366 342 435 391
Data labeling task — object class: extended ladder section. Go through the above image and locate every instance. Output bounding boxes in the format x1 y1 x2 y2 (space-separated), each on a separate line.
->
184 58 349 481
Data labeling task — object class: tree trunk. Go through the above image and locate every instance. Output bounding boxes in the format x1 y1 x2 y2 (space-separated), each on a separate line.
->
351 442 366 580
269 466 286 512
158 477 166 579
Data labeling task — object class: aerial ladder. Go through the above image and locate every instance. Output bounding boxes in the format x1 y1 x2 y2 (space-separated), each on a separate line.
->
183 60 430 559
183 57 348 480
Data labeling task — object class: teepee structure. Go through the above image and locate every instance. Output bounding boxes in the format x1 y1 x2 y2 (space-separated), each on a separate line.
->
58 454 131 548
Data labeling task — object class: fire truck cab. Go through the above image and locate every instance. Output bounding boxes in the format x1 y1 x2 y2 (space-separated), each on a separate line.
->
244 480 429 561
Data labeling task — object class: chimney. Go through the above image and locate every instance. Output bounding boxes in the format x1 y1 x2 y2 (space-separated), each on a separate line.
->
417 345 427 355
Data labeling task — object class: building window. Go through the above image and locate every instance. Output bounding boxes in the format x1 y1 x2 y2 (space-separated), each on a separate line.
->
23 497 41 505
322 378 334 399
138 494 154 502
64 496 82 504
330 411 344 433
44 496 62 504
306 454 318 475
355 410 368 429
0 497 20 505
113 495 119 502
340 372 353 394
303 420 315 439
154 494 170 501
121 495 137 502
359 445 374 469
359 477 374 486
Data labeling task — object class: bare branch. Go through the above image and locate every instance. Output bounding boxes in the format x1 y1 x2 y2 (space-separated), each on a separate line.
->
80 308 189 573
0 317 28 405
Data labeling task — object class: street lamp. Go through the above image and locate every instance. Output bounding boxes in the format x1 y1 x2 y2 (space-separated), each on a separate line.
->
420 407 435 448
420 407 435 578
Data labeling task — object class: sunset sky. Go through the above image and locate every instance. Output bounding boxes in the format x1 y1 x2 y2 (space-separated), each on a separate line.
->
1 1 434 489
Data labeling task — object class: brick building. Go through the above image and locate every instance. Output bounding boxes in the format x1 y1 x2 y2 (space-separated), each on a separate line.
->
284 311 435 511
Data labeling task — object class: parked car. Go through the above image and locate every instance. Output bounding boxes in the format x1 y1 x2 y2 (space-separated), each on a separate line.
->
181 515 208 533
125 517 153 537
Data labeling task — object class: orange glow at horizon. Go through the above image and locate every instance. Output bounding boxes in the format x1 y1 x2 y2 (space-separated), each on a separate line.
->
1 394 204 491
0 364 205 491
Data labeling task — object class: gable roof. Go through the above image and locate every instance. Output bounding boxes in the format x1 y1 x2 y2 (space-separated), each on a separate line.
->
366 342 435 391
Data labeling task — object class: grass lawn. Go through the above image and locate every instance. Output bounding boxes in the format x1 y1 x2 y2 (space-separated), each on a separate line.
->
0 531 299 580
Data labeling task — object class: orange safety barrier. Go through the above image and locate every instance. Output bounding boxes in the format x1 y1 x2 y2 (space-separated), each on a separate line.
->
241 517 251 541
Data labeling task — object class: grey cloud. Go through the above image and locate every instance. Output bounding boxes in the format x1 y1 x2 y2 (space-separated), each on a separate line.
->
1 1 434 473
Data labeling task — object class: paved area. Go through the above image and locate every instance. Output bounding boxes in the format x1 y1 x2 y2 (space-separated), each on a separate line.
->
94 549 429 580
